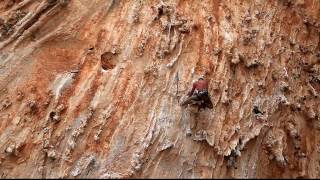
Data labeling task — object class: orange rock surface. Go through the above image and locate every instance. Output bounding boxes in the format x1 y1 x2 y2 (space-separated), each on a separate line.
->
0 0 319 178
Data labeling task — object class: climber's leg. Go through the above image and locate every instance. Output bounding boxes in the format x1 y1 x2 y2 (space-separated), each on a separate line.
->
203 94 213 109
184 108 196 137
198 102 207 112
180 95 199 107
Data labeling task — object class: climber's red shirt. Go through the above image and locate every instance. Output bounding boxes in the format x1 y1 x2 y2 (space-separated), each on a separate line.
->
188 79 209 97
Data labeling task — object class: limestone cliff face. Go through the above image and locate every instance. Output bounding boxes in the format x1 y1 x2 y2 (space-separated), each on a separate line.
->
0 0 319 178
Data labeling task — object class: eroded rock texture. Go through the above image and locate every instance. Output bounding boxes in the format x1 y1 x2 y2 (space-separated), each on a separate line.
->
0 0 319 178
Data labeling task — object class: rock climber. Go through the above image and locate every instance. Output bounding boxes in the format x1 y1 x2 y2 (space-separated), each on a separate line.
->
180 76 213 111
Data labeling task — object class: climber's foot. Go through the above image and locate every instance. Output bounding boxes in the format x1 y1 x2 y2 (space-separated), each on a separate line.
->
186 129 192 136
